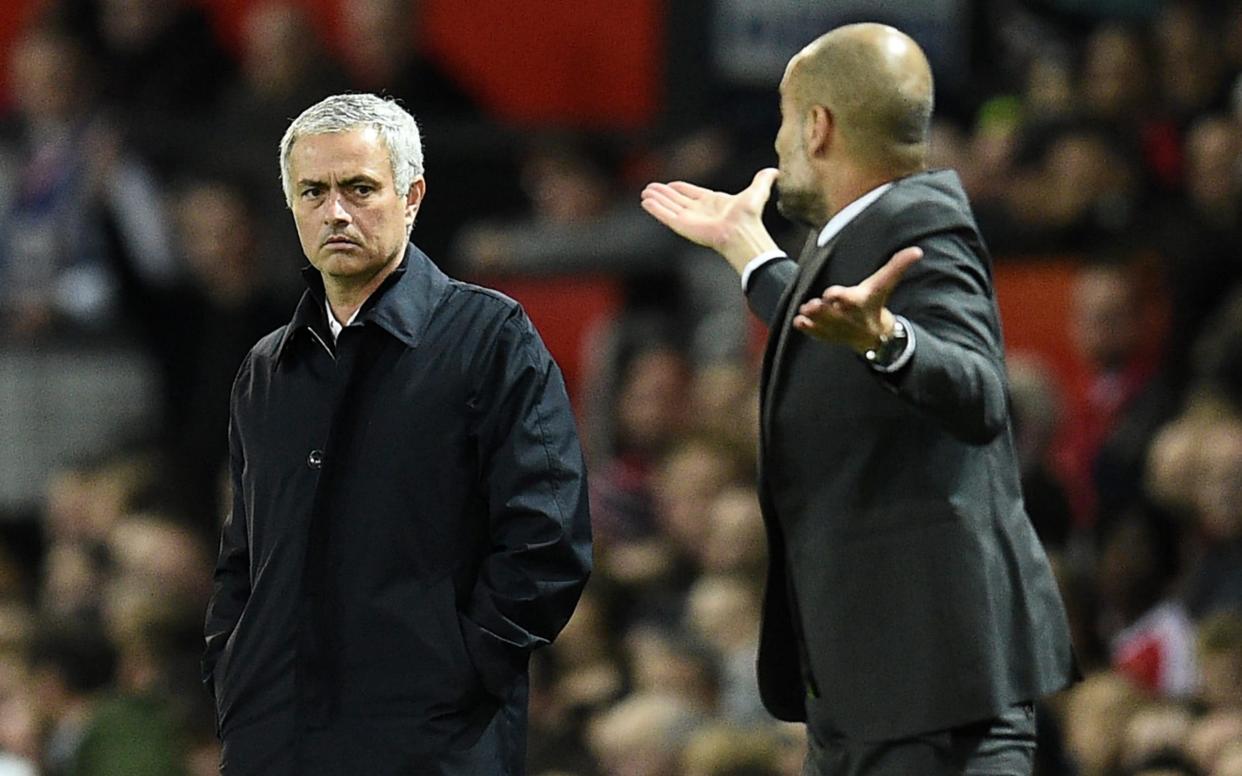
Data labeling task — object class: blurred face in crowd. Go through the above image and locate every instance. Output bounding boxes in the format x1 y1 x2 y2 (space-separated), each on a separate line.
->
11 31 82 125
176 182 258 300
1194 421 1242 541
1185 117 1242 216
288 127 424 289
1063 672 1142 776
615 348 688 455
1082 27 1147 119
1070 265 1141 372
242 1 315 93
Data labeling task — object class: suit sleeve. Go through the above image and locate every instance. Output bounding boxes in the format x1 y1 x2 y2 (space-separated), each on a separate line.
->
463 307 592 698
202 358 253 705
746 257 799 327
881 230 1009 444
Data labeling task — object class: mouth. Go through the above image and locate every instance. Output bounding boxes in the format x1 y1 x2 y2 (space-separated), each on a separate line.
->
323 236 359 248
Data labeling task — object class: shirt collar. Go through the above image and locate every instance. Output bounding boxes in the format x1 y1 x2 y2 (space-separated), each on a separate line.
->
325 300 359 341
273 243 450 366
816 182 894 247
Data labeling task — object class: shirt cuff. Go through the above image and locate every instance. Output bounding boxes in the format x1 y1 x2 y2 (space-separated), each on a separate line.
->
869 315 916 374
741 250 789 292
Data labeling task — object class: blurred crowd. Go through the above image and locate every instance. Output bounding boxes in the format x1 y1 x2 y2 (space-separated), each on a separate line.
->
1 0 1242 774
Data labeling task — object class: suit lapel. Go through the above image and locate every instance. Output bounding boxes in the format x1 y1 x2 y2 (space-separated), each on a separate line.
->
760 233 835 448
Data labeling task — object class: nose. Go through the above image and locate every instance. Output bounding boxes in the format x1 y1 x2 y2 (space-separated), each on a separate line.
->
324 191 351 226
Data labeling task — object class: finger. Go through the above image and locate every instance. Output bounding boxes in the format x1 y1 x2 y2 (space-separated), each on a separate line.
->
861 246 923 294
798 298 825 317
792 314 834 339
640 196 683 225
644 182 697 209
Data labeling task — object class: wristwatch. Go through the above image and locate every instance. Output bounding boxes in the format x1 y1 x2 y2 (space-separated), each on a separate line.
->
863 318 908 368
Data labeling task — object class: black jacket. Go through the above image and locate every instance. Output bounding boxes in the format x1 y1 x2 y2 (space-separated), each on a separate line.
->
747 170 1076 741
203 245 591 775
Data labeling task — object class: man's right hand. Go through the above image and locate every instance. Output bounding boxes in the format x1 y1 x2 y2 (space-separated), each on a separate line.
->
641 168 782 275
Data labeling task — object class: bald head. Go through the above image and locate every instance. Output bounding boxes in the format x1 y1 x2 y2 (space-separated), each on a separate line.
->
787 24 934 175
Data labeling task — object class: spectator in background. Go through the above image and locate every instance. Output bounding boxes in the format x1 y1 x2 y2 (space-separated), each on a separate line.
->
133 176 286 525
587 691 707 776
1096 512 1197 697
455 131 749 367
55 0 235 174
0 24 175 341
208 1 349 290
1056 261 1158 525
1002 127 1142 254
684 574 765 725
1197 612 1242 711
1154 114 1242 381
587 336 689 543
680 725 785 776
1078 24 1178 192
526 588 623 775
1182 416 1242 619
687 361 760 462
1185 710 1242 775
1119 701 1196 774
1063 671 1146 776
27 622 116 775
622 625 720 716
337 0 475 118
1152 3 1229 127
698 486 767 584
1008 355 1075 551
0 605 36 773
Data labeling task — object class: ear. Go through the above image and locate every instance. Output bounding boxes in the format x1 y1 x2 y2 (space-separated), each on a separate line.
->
805 105 833 159
404 177 426 227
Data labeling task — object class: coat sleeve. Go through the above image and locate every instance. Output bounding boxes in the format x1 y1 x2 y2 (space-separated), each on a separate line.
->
745 257 799 327
202 358 253 703
880 229 1009 444
462 306 592 699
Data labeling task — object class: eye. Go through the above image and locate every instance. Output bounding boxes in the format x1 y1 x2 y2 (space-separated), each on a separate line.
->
300 186 322 200
354 184 374 197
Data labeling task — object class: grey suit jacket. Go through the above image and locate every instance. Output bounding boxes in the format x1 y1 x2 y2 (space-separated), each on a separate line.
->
747 170 1076 741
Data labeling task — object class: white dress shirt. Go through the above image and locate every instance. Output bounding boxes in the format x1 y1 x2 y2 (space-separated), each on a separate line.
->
325 300 361 342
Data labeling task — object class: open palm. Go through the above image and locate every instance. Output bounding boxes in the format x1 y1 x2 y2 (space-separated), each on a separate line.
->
793 246 924 351
641 168 780 269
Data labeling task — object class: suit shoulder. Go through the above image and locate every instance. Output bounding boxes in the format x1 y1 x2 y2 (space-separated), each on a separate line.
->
864 170 980 245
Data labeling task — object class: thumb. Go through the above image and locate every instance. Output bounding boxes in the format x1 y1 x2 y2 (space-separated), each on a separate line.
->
863 246 924 296
744 167 780 206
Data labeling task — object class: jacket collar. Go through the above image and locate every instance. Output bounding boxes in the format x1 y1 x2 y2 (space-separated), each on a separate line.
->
273 243 450 366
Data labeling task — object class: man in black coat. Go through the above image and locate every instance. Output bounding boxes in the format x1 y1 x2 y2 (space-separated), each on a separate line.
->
202 93 591 775
642 24 1076 775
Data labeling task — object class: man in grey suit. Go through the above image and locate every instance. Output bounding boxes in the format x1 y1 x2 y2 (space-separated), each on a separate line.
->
641 23 1077 776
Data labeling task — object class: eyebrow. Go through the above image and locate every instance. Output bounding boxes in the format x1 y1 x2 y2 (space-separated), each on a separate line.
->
296 175 383 190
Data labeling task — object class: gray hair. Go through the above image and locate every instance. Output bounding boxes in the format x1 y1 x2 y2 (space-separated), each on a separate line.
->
279 93 424 208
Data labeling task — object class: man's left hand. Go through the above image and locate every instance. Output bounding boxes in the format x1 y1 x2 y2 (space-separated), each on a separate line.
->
793 246 923 353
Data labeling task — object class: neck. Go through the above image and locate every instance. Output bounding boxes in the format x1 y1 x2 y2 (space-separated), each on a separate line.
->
825 165 900 222
323 246 405 324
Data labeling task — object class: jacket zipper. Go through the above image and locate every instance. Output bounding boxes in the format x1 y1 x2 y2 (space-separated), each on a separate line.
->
307 327 334 361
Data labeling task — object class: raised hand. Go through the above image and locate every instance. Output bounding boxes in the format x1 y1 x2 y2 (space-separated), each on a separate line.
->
640 168 781 274
793 246 923 352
